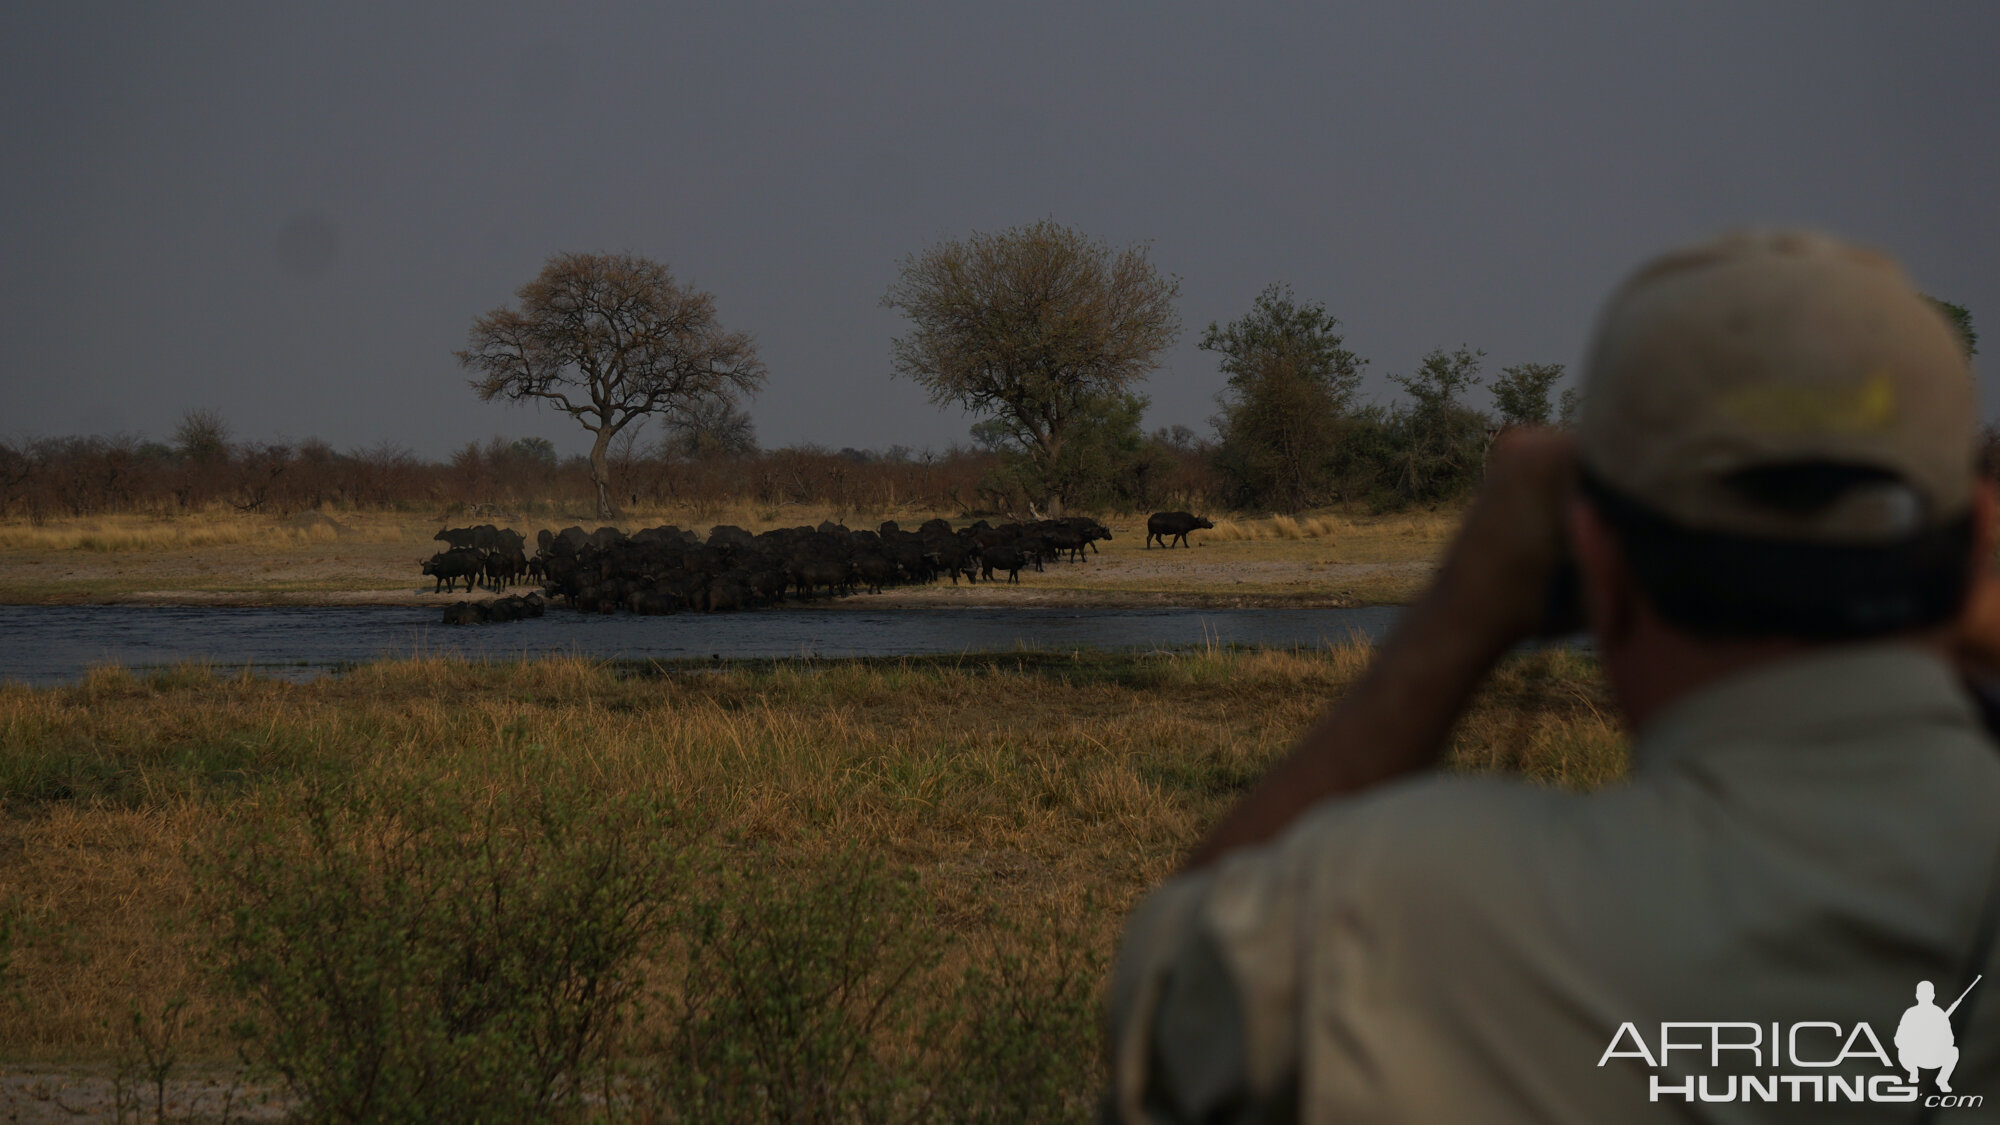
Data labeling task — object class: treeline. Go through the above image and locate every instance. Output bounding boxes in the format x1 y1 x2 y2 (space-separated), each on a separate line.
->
0 424 1217 521
4 280 1977 522
18 222 1974 524
0 357 1532 522
1199 285 1570 511
12 380 1994 525
445 229 1579 523
0 397 1507 524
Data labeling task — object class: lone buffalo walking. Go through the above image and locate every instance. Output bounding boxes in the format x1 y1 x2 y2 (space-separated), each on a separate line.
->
1146 511 1214 549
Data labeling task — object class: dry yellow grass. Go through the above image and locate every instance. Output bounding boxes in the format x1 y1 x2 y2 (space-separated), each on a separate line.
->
0 503 1466 606
0 644 1622 1064
0 503 942 556
0 510 424 553
1201 508 1456 556
1211 513 1341 541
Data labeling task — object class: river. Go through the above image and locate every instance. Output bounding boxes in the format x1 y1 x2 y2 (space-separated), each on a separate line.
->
0 604 1405 686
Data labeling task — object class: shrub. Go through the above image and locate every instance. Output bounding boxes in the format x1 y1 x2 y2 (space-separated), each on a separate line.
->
637 848 1110 1124
200 774 684 1125
927 912 1107 1124
643 846 942 1123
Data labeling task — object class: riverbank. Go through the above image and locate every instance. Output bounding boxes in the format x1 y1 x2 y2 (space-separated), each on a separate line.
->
0 506 1457 608
0 646 1621 1121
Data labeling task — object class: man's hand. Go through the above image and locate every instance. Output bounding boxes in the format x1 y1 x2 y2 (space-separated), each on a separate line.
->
1181 429 1577 872
1953 480 2000 678
1425 427 1580 648
1957 573 2000 676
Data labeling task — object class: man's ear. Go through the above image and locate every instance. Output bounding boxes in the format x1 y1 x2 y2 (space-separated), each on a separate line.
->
1568 497 1636 648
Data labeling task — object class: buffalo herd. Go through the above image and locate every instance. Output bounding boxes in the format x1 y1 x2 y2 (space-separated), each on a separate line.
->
419 516 1121 623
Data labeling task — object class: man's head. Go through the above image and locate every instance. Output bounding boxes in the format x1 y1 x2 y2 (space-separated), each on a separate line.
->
1572 231 1981 643
1919 980 1938 1004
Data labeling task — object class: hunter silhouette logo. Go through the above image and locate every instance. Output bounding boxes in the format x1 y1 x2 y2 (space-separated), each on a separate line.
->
1898 977 1978 1093
1598 977 1985 1107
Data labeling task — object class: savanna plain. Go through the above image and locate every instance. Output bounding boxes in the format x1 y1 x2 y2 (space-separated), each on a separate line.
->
0 505 1626 1123
0 505 1452 608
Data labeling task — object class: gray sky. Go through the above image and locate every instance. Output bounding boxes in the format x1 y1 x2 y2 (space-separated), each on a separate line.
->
5 2 1997 459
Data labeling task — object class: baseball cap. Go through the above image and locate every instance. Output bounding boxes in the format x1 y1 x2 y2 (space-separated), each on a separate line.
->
1576 230 1976 544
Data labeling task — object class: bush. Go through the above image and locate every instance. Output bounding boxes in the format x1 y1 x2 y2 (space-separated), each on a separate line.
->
644 847 941 1123
928 912 1107 1124
198 781 1108 1124
200 775 684 1125
639 849 1108 1124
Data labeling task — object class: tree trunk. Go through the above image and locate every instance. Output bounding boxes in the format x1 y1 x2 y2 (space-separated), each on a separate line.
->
1035 431 1065 519
588 430 617 520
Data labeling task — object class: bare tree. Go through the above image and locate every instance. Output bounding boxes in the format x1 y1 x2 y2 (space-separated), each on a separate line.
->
457 252 766 518
882 220 1179 516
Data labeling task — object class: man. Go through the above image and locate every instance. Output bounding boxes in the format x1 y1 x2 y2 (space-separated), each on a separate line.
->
1898 981 1963 1093
1106 231 2000 1122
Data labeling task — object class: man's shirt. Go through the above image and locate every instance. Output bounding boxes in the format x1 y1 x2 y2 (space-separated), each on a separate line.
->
1108 645 2000 1122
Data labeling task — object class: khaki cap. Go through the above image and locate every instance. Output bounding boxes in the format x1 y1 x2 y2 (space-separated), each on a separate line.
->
1577 230 1975 543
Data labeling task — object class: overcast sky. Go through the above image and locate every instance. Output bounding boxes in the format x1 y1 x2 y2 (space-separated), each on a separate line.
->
5 2 1996 459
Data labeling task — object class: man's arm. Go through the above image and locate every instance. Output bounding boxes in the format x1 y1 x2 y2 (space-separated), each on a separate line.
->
1181 431 1576 873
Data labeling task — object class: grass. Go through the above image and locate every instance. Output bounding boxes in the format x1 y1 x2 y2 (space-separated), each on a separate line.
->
1211 513 1340 541
1011 562 1431 607
989 508 1456 604
0 511 414 553
0 503 1465 606
1205 508 1457 556
0 643 1624 1073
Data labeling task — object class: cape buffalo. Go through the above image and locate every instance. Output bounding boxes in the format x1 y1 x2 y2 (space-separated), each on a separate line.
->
980 545 1026 584
422 547 487 593
1146 511 1214 549
485 548 526 590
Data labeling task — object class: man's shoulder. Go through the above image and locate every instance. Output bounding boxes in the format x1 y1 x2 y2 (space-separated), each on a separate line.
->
1265 771 1653 921
1281 771 1620 867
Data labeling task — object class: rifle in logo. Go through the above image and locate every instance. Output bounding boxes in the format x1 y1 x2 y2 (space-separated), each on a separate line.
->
1947 976 1983 1019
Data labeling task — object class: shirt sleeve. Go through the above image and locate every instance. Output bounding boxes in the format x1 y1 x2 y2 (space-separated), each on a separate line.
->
1106 844 1308 1124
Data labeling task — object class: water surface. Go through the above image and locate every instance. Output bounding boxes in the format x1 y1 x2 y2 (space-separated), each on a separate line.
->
1 604 1404 686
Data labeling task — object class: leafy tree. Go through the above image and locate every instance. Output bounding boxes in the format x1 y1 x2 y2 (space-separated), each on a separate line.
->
458 252 767 518
1388 346 1492 503
1049 391 1172 510
1488 362 1566 427
1557 386 1580 428
172 408 231 464
972 390 1166 513
508 437 558 467
1202 284 1367 511
883 220 1180 516
1151 424 1206 454
1925 296 1978 359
